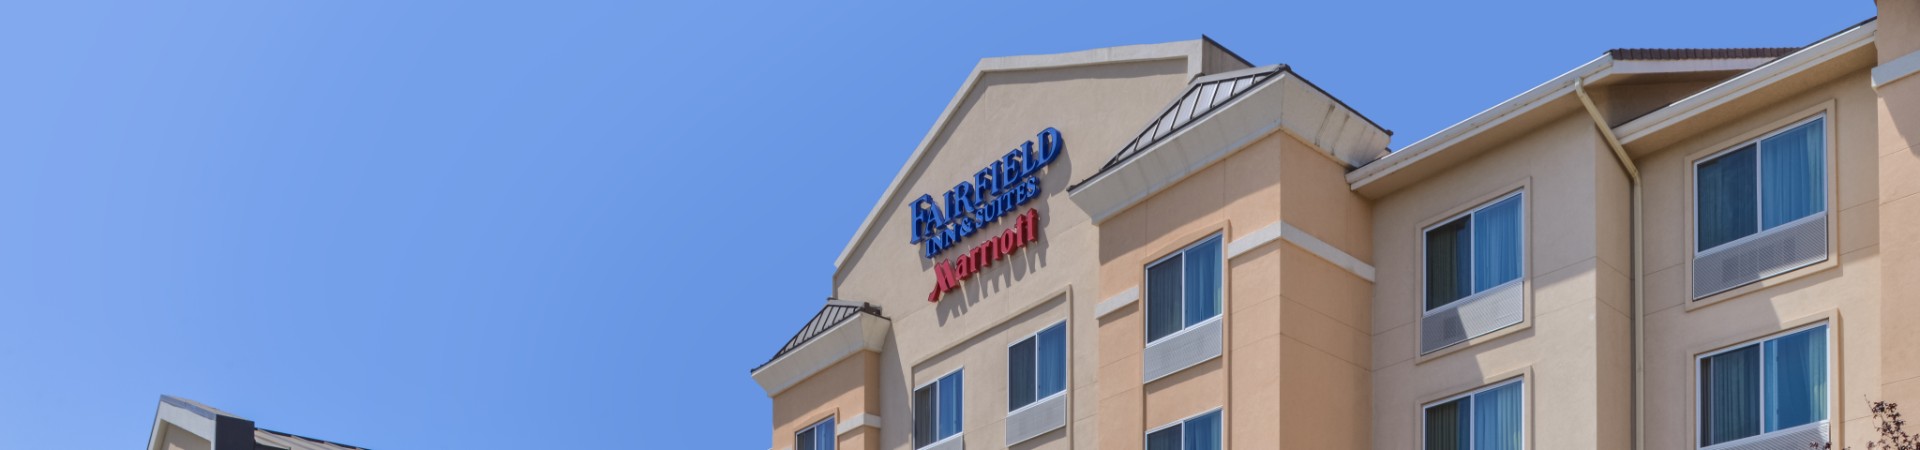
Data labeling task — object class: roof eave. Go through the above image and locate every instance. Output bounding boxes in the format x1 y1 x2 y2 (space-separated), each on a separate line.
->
1344 54 1616 197
1615 20 1878 148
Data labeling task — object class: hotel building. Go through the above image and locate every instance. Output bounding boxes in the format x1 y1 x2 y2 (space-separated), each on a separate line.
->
750 3 1920 450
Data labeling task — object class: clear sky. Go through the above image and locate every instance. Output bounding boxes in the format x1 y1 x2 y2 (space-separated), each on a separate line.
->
0 1 1875 449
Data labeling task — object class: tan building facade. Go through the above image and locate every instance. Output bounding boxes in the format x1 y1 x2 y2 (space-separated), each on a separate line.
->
752 4 1920 450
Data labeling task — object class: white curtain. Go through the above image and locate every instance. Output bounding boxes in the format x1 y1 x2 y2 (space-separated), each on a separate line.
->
1473 382 1523 450
1036 324 1067 399
1704 346 1762 446
1472 196 1523 291
1764 326 1828 431
1183 238 1222 327
1760 120 1825 229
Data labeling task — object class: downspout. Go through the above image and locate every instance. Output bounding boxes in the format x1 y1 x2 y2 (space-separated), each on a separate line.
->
1575 80 1643 450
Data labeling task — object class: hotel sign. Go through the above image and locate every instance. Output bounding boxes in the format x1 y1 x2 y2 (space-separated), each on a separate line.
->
908 128 1062 258
911 128 1063 302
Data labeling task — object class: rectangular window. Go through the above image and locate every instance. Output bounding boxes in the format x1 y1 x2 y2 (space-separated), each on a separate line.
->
1009 321 1067 412
1423 379 1523 450
1698 324 1829 447
1695 117 1826 253
1146 235 1223 343
1145 409 1222 450
913 370 963 448
1425 193 1524 311
796 417 835 450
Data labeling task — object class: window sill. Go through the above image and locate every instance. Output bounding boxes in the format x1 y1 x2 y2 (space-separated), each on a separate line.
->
918 433 964 450
1700 419 1828 450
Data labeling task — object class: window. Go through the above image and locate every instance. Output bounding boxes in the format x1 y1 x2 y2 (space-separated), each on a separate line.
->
796 417 834 450
1146 235 1223 344
1009 322 1067 412
1425 193 1524 311
913 370 963 448
1698 324 1829 448
1423 379 1523 450
1145 409 1222 450
1695 116 1826 254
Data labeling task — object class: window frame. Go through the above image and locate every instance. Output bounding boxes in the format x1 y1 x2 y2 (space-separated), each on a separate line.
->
796 416 835 450
1143 234 1226 346
1007 320 1068 414
1420 377 1526 450
1143 407 1225 450
1693 322 1834 449
1420 190 1526 316
912 368 965 449
1689 113 1829 257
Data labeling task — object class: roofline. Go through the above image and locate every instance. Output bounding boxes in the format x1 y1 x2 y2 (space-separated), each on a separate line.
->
1350 17 1877 192
1615 18 1877 144
256 428 371 450
831 40 1219 276
1345 54 1616 189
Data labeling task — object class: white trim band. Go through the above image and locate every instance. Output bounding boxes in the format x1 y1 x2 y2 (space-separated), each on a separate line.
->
1094 286 1140 319
1225 220 1376 282
1874 48 1920 88
837 413 881 436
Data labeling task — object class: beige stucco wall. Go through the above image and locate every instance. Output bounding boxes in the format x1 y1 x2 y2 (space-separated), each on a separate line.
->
1877 0 1920 431
824 44 1242 450
1095 128 1373 449
1630 69 1883 450
1368 112 1619 450
772 351 882 450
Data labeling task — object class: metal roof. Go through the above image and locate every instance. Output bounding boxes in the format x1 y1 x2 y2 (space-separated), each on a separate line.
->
1606 47 1800 61
753 300 884 372
1073 65 1286 190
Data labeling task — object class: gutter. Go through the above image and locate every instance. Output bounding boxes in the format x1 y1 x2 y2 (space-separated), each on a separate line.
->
1575 80 1644 450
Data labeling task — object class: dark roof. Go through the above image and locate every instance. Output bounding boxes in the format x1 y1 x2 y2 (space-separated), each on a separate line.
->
1070 65 1286 190
1607 47 1800 61
753 300 885 372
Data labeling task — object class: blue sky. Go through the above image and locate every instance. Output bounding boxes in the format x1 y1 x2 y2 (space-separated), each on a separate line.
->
0 1 1874 449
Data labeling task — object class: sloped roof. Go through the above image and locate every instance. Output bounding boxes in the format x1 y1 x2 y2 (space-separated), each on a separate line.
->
754 300 884 372
152 396 370 450
254 428 369 450
1078 65 1285 188
1607 47 1800 61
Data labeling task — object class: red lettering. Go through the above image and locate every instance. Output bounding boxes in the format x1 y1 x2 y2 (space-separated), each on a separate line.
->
1023 209 1040 243
928 260 960 302
927 208 1046 303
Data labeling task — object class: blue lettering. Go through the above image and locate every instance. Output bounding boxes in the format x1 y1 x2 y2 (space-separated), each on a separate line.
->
909 128 1065 259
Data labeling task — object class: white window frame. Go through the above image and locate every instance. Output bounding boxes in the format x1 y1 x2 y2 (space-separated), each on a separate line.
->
1143 234 1225 346
796 416 835 450
1689 113 1829 258
1693 322 1834 449
1143 407 1225 450
912 368 965 450
1420 190 1526 317
1007 320 1068 415
1420 377 1526 450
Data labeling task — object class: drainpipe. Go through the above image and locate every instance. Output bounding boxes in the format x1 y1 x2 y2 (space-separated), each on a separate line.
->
1574 80 1643 450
